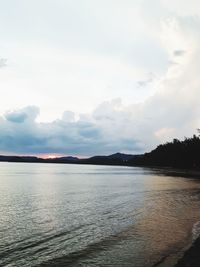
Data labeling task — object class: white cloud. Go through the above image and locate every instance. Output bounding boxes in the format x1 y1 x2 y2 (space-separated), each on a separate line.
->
161 0 200 16
0 1 200 156
0 0 169 121
154 127 176 142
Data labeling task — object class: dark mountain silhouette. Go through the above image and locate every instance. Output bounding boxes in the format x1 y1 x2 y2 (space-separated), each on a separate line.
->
0 155 42 162
48 156 79 163
80 152 136 165
108 152 135 161
0 153 136 166
59 156 79 161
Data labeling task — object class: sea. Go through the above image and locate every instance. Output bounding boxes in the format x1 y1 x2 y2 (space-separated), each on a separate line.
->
0 162 200 267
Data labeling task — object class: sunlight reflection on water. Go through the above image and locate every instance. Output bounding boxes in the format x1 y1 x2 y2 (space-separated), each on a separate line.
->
0 163 200 266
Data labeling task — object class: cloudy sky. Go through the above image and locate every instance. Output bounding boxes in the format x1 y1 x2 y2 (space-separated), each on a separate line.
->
0 0 200 157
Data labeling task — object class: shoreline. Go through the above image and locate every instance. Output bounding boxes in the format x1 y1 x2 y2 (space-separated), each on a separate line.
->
1 160 200 181
143 166 200 179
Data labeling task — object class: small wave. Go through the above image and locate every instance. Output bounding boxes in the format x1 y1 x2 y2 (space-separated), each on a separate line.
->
192 221 200 241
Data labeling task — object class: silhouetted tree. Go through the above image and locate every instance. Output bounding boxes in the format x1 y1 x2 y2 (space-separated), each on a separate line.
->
128 131 200 169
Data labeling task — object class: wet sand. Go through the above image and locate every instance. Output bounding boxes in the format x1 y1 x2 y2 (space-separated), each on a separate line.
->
151 167 200 267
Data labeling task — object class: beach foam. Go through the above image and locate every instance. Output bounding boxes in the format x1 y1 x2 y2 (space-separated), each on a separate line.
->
192 221 200 241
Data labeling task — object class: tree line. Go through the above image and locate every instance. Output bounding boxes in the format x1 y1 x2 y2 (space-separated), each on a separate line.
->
129 132 200 169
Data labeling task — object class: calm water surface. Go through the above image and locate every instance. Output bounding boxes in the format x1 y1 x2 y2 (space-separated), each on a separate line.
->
0 163 200 267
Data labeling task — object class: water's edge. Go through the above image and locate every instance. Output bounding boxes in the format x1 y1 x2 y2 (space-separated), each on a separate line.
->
174 229 200 266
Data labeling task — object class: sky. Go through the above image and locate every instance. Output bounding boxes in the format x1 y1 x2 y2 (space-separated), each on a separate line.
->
0 0 200 157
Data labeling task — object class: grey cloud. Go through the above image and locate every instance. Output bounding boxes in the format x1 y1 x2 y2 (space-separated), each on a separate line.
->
137 73 155 88
137 78 153 88
62 111 75 122
0 58 7 68
5 106 39 123
0 105 141 156
173 50 186 56
5 112 28 123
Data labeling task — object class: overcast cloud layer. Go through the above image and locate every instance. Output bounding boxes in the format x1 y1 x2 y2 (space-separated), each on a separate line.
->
0 0 200 156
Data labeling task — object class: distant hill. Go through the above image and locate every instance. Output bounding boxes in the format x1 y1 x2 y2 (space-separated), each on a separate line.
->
0 153 136 166
107 153 135 161
58 156 79 161
80 152 136 165
0 155 42 162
